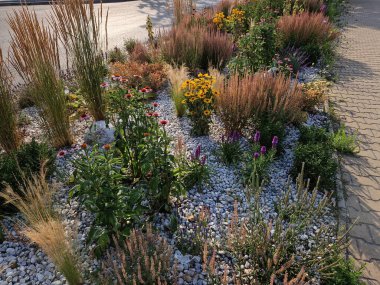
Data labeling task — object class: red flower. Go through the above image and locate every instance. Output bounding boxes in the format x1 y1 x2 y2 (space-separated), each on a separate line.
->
80 113 90 121
57 150 67 158
159 119 169 125
152 102 159 107
124 93 133 99
152 112 160 117
100 82 109 88
146 112 153 117
81 143 87 149
103 144 111 151
140 88 147 93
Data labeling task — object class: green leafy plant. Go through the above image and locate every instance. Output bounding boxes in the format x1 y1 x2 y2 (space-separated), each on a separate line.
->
52 0 108 121
299 125 330 144
0 50 20 153
216 131 243 165
71 143 142 255
108 89 182 211
124 38 137 53
229 20 276 73
9 7 73 148
325 257 365 285
293 142 337 191
332 125 359 154
107 46 127 64
0 139 55 208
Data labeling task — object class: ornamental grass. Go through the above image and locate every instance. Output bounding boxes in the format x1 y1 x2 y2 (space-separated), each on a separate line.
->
216 71 304 133
0 171 82 285
0 50 20 153
277 12 338 62
167 64 189 117
8 7 73 148
51 0 108 121
159 23 233 71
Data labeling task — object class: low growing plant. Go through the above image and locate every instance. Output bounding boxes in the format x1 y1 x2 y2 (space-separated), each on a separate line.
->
301 80 330 111
332 125 359 154
181 73 218 136
217 131 243 165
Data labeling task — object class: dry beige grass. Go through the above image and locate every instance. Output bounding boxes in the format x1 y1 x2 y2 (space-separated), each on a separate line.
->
0 50 20 153
166 64 189 117
8 7 73 148
0 171 82 285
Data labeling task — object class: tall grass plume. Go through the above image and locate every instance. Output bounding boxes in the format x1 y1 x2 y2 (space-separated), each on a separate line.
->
167 64 189 117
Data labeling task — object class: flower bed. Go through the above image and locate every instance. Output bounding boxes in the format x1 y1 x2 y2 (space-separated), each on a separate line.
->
0 0 362 284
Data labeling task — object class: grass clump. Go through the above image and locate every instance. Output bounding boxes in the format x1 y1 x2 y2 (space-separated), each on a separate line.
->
166 64 189 117
51 0 108 121
8 7 73 148
332 125 359 154
0 172 82 285
0 50 20 153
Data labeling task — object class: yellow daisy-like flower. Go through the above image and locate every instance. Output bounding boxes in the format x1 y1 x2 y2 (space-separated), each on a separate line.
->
198 93 206 99
213 90 220 96
203 98 212 104
203 110 211 116
181 99 187 104
189 97 197 103
184 92 192 97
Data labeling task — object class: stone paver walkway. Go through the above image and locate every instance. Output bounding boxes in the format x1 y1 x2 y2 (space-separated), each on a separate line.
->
331 0 380 283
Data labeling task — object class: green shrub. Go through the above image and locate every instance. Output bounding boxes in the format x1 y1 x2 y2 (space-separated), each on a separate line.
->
332 125 359 154
293 142 337 190
299 125 331 144
72 143 142 256
216 132 243 165
325 257 365 285
124 38 137 53
107 46 126 64
0 139 55 209
229 20 277 73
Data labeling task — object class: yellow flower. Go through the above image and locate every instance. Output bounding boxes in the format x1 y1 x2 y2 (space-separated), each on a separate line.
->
181 99 187 104
198 92 206 99
204 110 211 116
184 92 192 97
203 98 212 104
213 90 220 96
189 97 197 103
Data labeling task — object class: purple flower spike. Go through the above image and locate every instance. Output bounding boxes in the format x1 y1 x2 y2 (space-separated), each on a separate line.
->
272 136 279 148
201 155 207 165
253 131 261 143
194 145 201 160
253 152 260 160
260 146 267 155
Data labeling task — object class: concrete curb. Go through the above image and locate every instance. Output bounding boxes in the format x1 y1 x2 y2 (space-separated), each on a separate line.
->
324 98 350 258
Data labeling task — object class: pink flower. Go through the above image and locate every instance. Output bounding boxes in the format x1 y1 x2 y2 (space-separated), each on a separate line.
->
111 75 121 81
152 112 160 117
159 119 169 126
146 112 153 117
152 102 159 107
100 82 109 88
80 113 90 121
124 93 133 99
57 150 67 158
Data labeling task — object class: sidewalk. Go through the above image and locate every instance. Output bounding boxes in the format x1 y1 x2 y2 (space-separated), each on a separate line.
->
331 0 380 283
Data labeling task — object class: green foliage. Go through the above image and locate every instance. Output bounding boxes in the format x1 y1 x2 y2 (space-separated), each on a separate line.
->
229 20 277 73
332 125 359 154
325 257 365 285
124 38 137 53
257 118 286 151
0 139 55 208
71 144 142 256
299 125 330 144
293 142 337 191
108 89 183 211
107 47 126 64
216 132 243 165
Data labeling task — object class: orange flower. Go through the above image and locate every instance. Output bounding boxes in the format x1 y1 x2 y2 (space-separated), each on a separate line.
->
103 144 111 151
81 143 87 149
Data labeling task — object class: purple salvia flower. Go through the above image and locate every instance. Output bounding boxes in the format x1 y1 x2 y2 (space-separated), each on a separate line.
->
272 136 279 148
194 145 201 160
253 152 260 160
260 146 267 155
253 131 261 143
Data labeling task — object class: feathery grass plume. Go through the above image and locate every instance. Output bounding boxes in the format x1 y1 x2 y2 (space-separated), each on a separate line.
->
0 171 82 285
159 23 233 71
0 49 20 153
51 0 108 121
8 7 73 148
100 224 172 284
277 12 338 62
216 71 304 133
171 0 194 25
166 64 188 117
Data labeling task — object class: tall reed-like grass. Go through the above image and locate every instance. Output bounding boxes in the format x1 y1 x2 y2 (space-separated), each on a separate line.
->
8 7 73 148
277 12 338 61
51 0 108 121
216 72 304 133
0 50 20 153
0 171 82 285
159 23 233 70
171 0 195 25
166 64 189 117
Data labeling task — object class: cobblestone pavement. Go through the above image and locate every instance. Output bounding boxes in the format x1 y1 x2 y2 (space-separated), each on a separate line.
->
331 0 380 283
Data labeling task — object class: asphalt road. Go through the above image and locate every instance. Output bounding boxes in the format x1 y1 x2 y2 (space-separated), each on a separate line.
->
0 0 217 57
